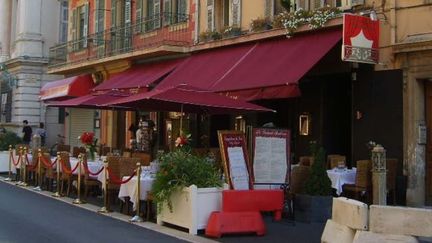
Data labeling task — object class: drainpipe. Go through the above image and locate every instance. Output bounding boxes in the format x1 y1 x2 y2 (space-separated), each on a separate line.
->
390 0 396 45
194 0 200 44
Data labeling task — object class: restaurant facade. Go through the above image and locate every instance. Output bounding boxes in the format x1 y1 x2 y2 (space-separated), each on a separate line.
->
43 0 432 206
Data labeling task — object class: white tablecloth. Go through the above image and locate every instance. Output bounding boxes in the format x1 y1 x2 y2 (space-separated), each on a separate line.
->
118 174 155 210
327 168 356 195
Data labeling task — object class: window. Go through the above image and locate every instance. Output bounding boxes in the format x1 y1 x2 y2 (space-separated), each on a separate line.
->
94 0 105 46
71 3 89 50
111 0 132 52
162 0 187 25
59 0 68 43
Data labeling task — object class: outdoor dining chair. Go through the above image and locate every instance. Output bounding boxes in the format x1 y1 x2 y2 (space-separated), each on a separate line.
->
327 154 346 169
72 146 86 158
118 157 141 215
287 165 311 219
131 152 152 166
342 160 372 203
59 151 76 196
82 154 102 199
57 144 71 153
299 156 314 166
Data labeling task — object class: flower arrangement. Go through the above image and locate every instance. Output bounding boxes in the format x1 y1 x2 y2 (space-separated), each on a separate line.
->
250 17 272 32
199 30 222 42
175 132 192 153
151 149 223 213
270 6 341 37
222 26 242 38
78 132 98 160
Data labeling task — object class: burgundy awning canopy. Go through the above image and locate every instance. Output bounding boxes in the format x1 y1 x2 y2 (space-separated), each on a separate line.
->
94 59 182 91
106 84 274 114
40 75 95 101
157 28 342 100
47 90 132 109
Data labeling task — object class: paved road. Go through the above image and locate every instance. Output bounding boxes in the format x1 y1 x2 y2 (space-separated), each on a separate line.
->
0 180 186 243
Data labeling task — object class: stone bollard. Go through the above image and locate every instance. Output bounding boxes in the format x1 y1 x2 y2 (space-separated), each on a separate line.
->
371 144 386 205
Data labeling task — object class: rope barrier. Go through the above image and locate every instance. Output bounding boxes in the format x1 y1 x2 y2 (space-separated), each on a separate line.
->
11 154 20 166
106 167 136 185
60 158 80 175
25 157 39 171
83 163 104 176
40 156 57 168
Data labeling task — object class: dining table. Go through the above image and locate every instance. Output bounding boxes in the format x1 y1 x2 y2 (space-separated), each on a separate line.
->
326 167 357 195
118 173 156 211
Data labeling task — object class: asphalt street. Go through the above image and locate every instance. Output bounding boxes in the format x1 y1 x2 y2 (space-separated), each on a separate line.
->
0 180 186 243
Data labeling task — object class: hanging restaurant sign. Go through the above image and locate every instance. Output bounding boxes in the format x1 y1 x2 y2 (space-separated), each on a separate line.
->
342 13 380 64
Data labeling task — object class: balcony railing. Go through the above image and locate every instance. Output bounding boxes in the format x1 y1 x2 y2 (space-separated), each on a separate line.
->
48 12 192 69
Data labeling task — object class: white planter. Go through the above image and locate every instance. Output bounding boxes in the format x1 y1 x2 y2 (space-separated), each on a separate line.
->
0 151 10 172
157 184 223 235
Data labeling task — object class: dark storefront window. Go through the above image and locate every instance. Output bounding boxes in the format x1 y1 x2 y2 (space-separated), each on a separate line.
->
58 107 65 124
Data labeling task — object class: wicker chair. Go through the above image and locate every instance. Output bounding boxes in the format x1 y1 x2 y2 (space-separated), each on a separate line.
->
82 155 102 199
28 148 49 184
118 157 141 215
59 151 76 196
72 146 86 158
43 152 57 191
57 144 71 153
131 152 152 166
342 160 372 203
386 158 398 205
299 156 314 166
287 166 311 219
327 154 346 169
105 156 122 211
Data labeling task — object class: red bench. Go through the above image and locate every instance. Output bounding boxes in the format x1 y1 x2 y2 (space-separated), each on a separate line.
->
222 190 284 221
205 211 265 238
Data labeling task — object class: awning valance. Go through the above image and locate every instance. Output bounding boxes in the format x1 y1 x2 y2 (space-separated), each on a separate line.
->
158 28 342 100
40 75 95 101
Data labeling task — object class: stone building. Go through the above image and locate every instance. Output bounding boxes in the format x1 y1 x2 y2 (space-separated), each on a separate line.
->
0 0 68 147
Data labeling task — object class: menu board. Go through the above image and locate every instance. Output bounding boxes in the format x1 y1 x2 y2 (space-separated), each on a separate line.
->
253 128 290 185
218 130 252 190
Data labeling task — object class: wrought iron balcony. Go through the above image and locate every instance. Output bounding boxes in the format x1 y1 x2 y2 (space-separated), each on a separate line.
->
48 12 192 70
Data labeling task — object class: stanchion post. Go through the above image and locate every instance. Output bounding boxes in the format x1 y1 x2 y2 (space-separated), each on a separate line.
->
33 149 42 191
52 152 62 197
16 146 23 185
73 154 85 204
21 147 29 186
4 145 12 181
98 158 110 213
130 162 142 222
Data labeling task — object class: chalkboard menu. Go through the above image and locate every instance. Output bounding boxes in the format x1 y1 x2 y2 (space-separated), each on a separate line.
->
217 130 252 190
252 128 290 185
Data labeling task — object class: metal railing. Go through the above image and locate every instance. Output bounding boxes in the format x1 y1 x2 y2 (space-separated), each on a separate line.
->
48 12 191 69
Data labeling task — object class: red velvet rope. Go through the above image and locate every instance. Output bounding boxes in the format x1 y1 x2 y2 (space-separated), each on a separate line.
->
41 156 55 168
26 156 39 171
60 158 80 175
11 154 21 166
83 163 104 176
106 167 136 185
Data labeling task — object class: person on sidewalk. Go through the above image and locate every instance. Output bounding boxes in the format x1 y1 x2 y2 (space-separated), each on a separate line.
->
22 120 32 145
35 122 47 146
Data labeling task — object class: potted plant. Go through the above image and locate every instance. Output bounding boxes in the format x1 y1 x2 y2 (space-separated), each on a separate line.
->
250 17 272 32
199 30 222 42
222 26 242 38
0 130 22 173
153 136 224 235
294 141 333 223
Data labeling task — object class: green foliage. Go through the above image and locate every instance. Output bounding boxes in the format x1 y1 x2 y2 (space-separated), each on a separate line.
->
305 142 332 196
151 149 223 213
0 131 22 151
199 30 222 42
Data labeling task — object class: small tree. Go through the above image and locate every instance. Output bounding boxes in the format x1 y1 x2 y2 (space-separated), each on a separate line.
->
0 131 22 151
304 142 332 196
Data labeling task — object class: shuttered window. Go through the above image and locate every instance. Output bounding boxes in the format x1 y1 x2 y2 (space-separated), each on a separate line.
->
207 0 214 31
231 0 241 27
135 0 143 33
69 109 94 148
95 0 105 45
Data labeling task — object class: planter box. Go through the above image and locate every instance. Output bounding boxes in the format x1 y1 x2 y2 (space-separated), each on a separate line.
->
294 194 332 223
157 185 223 235
0 151 10 172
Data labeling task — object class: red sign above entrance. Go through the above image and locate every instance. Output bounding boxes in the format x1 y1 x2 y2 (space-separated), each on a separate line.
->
342 13 380 64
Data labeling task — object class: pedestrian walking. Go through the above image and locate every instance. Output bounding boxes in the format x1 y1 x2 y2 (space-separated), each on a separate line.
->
22 120 32 144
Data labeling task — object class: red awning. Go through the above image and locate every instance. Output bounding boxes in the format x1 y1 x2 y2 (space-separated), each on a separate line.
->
107 84 274 114
94 59 182 91
47 90 132 109
40 75 95 101
157 28 341 100
156 43 257 90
